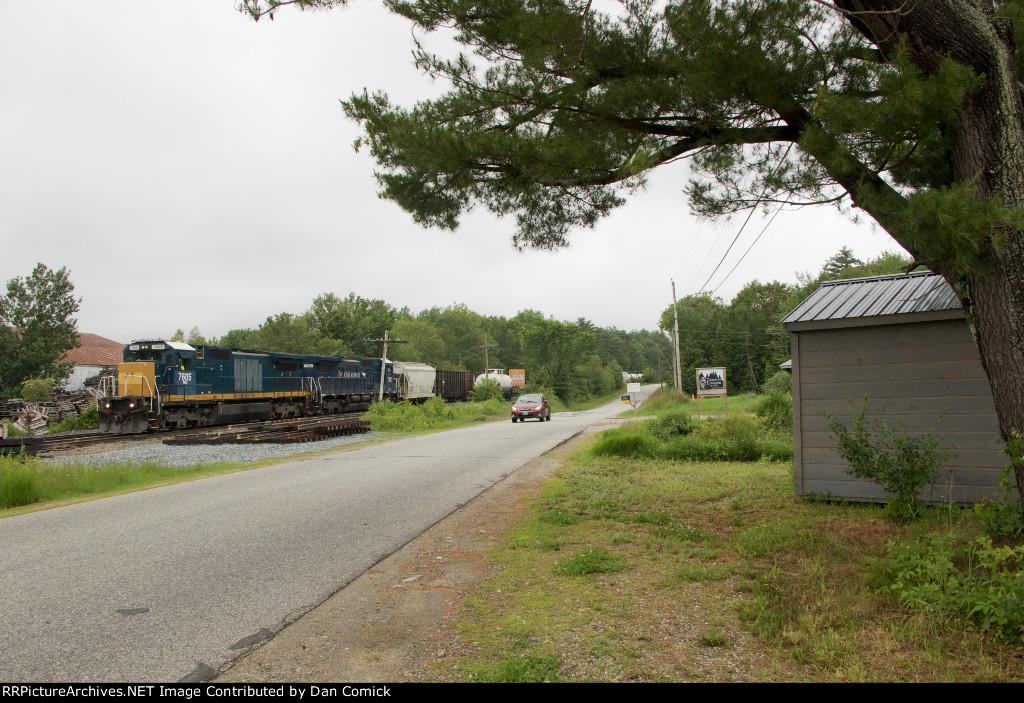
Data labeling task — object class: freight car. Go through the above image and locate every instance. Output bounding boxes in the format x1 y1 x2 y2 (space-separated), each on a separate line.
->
98 341 402 433
433 369 475 402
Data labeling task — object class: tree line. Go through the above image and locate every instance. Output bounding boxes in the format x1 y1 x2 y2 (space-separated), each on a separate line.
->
174 294 673 404
660 248 910 395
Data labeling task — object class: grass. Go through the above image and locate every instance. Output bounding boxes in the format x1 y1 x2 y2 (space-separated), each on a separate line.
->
422 392 1024 682
0 454 256 512
623 388 763 418
363 396 510 433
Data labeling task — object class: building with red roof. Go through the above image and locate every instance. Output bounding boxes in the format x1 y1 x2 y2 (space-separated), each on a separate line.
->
61 333 124 391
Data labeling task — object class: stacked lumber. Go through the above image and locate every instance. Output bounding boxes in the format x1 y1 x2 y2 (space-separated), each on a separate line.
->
1 390 98 436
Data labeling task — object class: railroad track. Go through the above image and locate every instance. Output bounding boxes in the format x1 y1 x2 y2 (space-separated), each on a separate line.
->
8 413 372 456
162 413 371 446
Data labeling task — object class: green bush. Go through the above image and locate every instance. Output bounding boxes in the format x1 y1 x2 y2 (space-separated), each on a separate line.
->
21 378 55 402
592 430 661 459
693 413 762 442
756 391 792 432
50 406 100 434
975 459 1023 540
762 371 792 395
364 396 506 432
469 378 503 402
648 412 695 441
420 395 454 423
825 398 955 522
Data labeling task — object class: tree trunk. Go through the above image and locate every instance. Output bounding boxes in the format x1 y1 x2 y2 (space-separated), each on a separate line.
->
838 0 1024 492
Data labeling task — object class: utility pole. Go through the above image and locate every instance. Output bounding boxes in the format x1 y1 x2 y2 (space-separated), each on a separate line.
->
363 330 408 401
475 333 498 378
671 279 682 393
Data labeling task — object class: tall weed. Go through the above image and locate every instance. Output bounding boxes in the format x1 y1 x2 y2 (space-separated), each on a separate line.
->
870 534 1024 643
593 413 792 463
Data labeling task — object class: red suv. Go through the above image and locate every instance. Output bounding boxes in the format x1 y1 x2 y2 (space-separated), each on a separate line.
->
512 393 551 422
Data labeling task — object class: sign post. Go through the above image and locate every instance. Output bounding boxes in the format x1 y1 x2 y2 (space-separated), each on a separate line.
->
695 367 727 419
623 382 641 413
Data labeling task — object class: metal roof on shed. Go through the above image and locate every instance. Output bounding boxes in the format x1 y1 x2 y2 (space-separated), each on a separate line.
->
781 271 961 325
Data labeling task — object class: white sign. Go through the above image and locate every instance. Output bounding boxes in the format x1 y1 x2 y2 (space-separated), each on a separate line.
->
696 367 727 397
626 383 640 394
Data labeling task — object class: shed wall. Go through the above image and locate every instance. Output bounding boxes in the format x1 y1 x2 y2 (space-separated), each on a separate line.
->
792 317 1007 504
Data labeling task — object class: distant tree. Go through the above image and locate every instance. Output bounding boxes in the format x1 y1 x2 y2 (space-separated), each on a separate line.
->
821 247 865 278
0 264 80 399
417 304 487 370
308 292 407 357
169 326 208 345
220 313 341 355
389 318 447 366
521 317 594 401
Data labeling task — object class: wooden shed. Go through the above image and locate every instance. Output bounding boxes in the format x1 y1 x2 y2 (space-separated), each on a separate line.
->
781 271 1010 505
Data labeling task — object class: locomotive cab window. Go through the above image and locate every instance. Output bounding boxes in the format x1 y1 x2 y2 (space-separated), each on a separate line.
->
276 361 299 373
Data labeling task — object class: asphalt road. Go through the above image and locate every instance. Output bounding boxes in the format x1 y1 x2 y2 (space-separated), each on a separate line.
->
0 388 654 682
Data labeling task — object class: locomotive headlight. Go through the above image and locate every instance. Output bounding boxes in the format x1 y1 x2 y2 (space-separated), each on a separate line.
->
128 402 135 409
104 403 110 409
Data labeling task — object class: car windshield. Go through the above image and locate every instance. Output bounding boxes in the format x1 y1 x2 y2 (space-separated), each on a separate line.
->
517 394 542 403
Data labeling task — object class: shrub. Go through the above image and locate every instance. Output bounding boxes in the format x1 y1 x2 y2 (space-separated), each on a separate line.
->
975 438 1023 539
648 412 695 441
756 391 792 432
420 395 454 423
50 406 100 434
469 378 503 402
21 378 55 402
825 398 955 522
762 371 792 395
692 414 762 443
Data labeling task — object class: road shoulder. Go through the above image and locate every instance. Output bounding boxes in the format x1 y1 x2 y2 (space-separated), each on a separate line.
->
216 415 623 682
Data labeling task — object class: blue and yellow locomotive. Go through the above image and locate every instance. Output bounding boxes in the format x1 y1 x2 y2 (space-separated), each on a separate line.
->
98 341 398 433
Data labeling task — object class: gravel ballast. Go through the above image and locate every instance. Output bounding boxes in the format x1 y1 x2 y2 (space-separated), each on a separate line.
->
42 432 387 467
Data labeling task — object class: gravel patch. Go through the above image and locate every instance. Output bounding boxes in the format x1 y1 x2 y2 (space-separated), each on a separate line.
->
42 432 389 467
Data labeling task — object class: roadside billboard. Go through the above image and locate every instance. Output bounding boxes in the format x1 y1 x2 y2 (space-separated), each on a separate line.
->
696 367 726 397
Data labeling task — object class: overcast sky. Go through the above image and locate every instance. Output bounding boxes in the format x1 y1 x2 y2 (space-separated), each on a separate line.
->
0 0 903 344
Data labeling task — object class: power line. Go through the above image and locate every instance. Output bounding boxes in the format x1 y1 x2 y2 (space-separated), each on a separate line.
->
707 200 787 296
671 216 706 280
689 143 794 296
